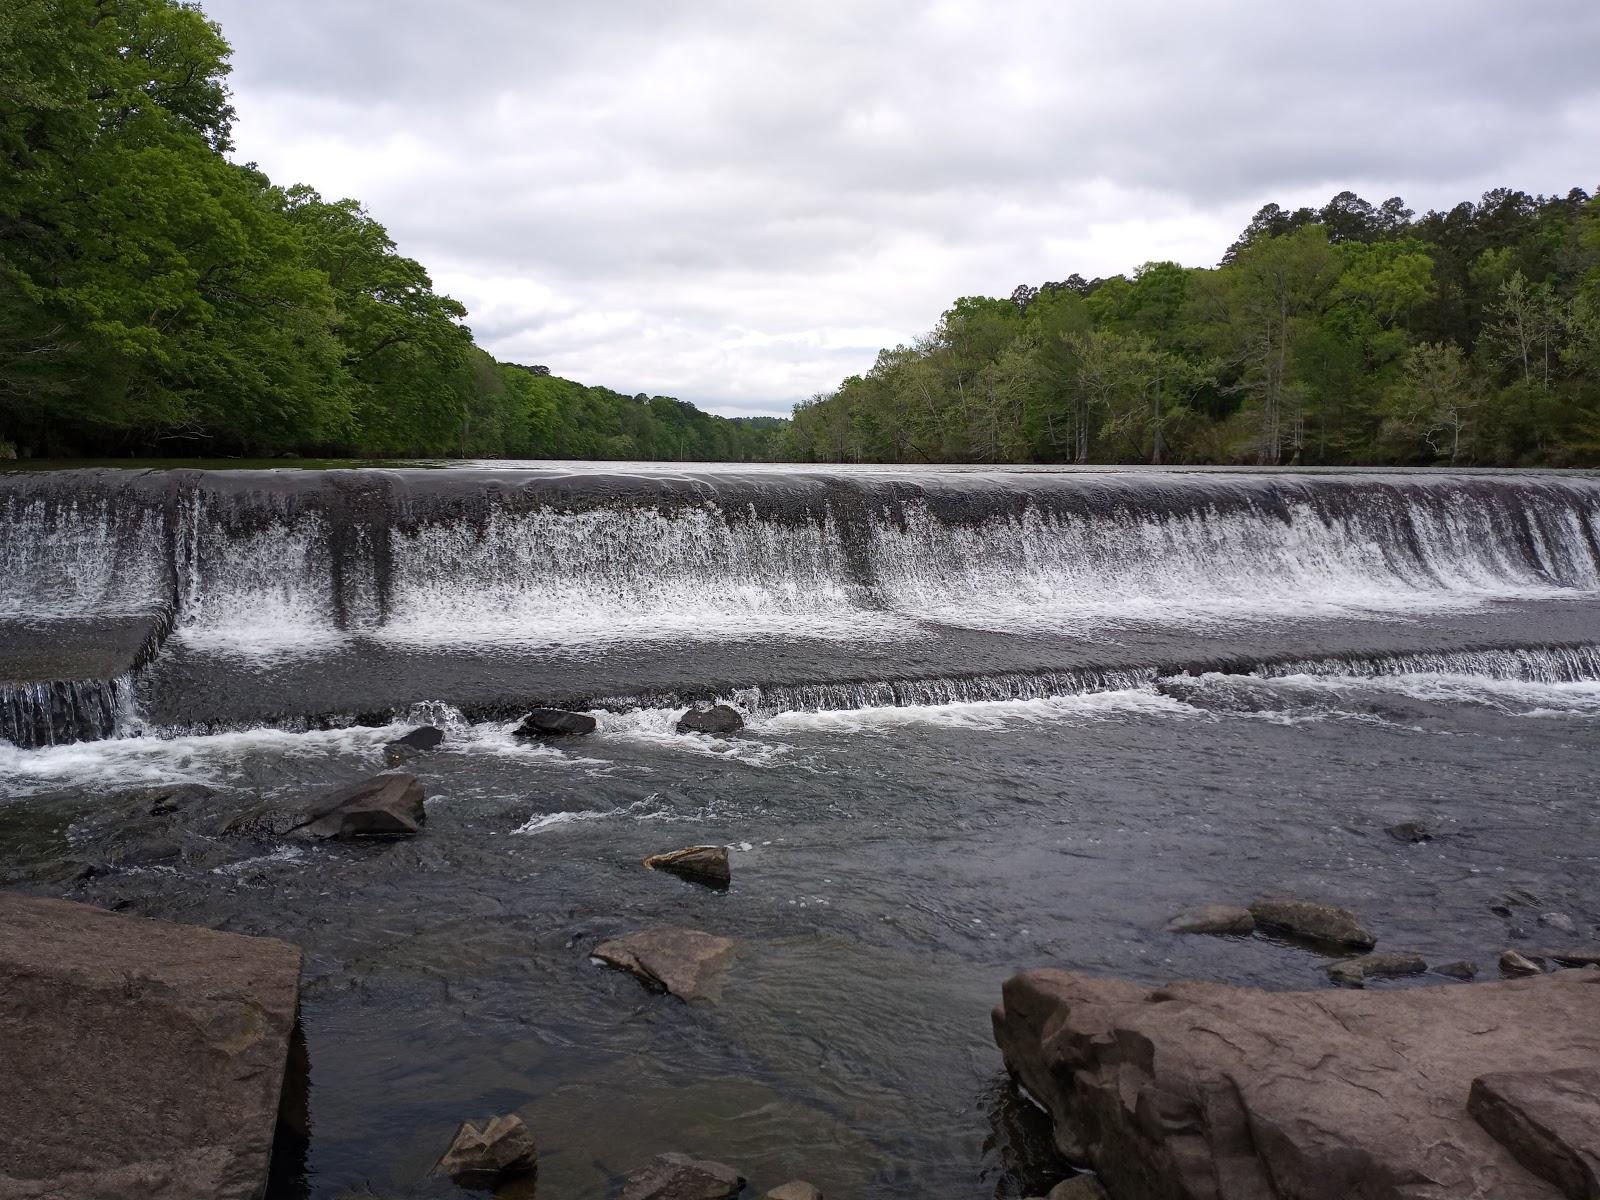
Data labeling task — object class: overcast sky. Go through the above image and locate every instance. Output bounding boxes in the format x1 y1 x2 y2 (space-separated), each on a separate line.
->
200 0 1600 417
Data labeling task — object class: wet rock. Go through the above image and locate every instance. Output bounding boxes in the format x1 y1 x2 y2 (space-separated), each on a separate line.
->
146 783 215 817
766 1183 823 1200
1469 1067 1600 1199
435 1113 537 1188
593 928 740 1002
514 707 597 737
1165 904 1254 936
105 835 186 868
993 966 1600 1200
1550 947 1600 969
620 1152 746 1200
1541 912 1578 935
1501 949 1547 977
644 845 731 889
1384 821 1431 843
301 774 425 839
1248 900 1376 949
1048 1179 1110 1200
383 726 443 768
1325 952 1427 986
0 892 303 1200
675 704 744 735
1433 959 1480 981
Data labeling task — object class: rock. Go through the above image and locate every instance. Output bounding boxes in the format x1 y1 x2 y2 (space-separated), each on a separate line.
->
1385 821 1431 843
1248 899 1377 949
1550 947 1600 969
1433 959 1480 980
675 704 744 735
1048 1179 1110 1200
435 1114 537 1188
1469 1068 1600 1199
392 725 445 752
620 1152 745 1200
1502 949 1547 977
1325 952 1427 986
593 928 740 1002
644 845 731 889
514 708 597 737
994 967 1600 1200
1165 904 1255 936
0 892 303 1200
301 774 425 839
1541 912 1578 935
147 783 216 816
766 1183 822 1200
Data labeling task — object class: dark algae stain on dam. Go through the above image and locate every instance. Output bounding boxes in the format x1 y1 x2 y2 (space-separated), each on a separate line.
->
3 464 1600 1198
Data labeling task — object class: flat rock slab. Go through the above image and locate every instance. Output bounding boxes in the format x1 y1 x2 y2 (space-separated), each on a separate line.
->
594 928 739 1002
621 1152 745 1200
1470 1068 1600 1199
993 967 1600 1200
0 891 303 1200
301 773 426 839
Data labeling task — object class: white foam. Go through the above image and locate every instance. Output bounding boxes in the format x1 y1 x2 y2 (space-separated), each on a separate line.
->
756 687 1193 733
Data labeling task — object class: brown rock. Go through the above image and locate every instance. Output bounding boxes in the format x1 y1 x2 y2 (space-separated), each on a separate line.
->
993 965 1600 1200
1165 904 1255 936
593 928 739 1002
435 1114 536 1188
1503 949 1548 977
675 704 744 735
1325 952 1427 986
620 1152 745 1200
1433 959 1481 980
0 892 303 1200
1249 899 1376 948
1469 1068 1600 1199
301 774 425 839
1551 947 1600 969
1048 1179 1110 1200
644 845 731 889
766 1183 822 1200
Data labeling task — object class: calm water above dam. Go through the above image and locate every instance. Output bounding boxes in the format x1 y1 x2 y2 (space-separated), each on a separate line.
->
2 463 1599 1198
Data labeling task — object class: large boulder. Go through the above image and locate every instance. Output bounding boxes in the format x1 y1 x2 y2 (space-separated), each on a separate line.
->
0 892 304 1200
644 845 731 889
514 708 597 737
1248 899 1376 949
593 928 740 1002
1469 1068 1600 1199
993 966 1600 1200
300 774 425 839
675 705 744 735
435 1113 537 1188
620 1152 745 1200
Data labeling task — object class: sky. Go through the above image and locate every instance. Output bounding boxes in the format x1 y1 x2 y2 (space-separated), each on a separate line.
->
200 0 1600 418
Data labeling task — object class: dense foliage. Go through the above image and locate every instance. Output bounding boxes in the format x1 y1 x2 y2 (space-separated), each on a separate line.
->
784 189 1600 466
0 0 772 461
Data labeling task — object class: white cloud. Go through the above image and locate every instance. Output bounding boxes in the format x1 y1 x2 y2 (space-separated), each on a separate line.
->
202 0 1600 415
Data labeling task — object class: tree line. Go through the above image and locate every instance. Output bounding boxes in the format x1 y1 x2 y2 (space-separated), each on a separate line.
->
783 188 1600 466
0 0 776 461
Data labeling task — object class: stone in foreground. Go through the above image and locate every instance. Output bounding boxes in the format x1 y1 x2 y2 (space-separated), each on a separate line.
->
435 1114 536 1189
1503 949 1548 976
993 966 1600 1200
1048 1178 1110 1200
620 1152 745 1200
644 844 732 888
1434 958 1480 980
1248 899 1376 948
1325 951 1427 986
675 704 745 735
766 1183 822 1200
0 892 303 1200
301 774 425 839
593 928 739 1002
1165 904 1254 936
1469 1068 1600 1200
514 707 597 737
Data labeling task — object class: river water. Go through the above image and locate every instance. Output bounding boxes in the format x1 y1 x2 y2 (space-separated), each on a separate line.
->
2 464 1599 1198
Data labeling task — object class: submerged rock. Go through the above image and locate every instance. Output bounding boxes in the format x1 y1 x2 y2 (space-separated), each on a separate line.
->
1047 1179 1110 1200
644 845 731 889
146 783 216 817
1249 899 1376 949
675 704 744 735
593 927 740 1002
1166 904 1255 936
766 1183 822 1200
1501 949 1547 977
301 774 426 839
0 892 303 1200
514 708 597 737
435 1114 537 1188
1384 821 1431 843
1468 1067 1600 1199
1432 959 1480 981
1325 952 1427 986
621 1152 745 1200
993 966 1600 1200
1540 911 1578 935
1550 946 1600 968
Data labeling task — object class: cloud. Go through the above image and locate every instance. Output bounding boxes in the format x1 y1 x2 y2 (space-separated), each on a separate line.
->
201 0 1600 414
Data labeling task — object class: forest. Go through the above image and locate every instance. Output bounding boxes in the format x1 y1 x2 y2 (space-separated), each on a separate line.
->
784 189 1600 466
0 0 777 461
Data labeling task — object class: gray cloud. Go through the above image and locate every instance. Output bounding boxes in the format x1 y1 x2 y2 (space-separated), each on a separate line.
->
201 0 1600 414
